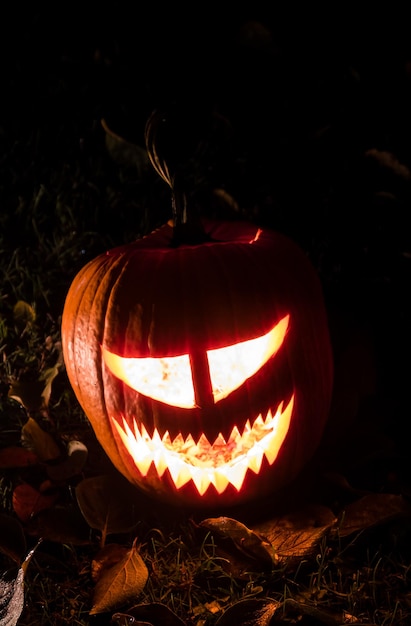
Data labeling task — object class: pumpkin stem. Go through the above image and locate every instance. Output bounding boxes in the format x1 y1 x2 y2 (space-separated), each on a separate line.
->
145 108 211 246
170 181 211 247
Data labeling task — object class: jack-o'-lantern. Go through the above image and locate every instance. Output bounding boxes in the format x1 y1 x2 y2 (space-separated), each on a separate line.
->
61 111 333 508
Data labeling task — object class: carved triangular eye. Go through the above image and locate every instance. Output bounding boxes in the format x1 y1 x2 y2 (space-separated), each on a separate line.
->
208 314 289 402
102 315 289 408
103 351 194 407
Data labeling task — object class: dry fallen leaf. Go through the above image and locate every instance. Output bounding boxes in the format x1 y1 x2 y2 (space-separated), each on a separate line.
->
0 567 25 626
199 516 277 567
75 474 141 536
90 539 148 615
112 601 186 625
91 544 131 582
13 300 35 330
214 597 279 626
280 597 345 626
8 365 60 413
0 542 39 626
39 365 60 408
215 595 344 626
101 117 149 174
20 417 61 462
12 482 59 524
0 446 38 469
337 493 411 538
252 504 337 566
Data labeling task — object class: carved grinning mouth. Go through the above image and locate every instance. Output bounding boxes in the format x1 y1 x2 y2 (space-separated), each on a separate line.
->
111 395 293 495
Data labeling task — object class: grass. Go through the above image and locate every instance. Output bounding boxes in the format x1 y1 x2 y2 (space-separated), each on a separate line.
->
2 11 411 625
14 511 411 624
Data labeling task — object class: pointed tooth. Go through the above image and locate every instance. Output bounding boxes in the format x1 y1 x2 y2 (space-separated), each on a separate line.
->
139 423 156 449
123 418 135 440
191 469 212 496
167 459 192 489
227 425 241 445
171 433 185 446
152 429 164 446
243 420 252 434
138 422 148 438
197 433 211 448
178 434 196 457
213 471 230 494
264 397 294 464
112 416 124 435
153 450 168 477
265 408 274 424
113 417 151 470
246 447 264 474
184 433 196 447
135 456 153 476
264 439 281 465
112 416 132 450
212 433 226 448
226 460 249 491
253 414 265 427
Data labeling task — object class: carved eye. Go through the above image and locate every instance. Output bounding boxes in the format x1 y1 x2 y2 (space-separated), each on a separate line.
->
102 315 289 408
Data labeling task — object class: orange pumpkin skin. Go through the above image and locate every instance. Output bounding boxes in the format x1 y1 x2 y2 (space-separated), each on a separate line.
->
61 219 333 508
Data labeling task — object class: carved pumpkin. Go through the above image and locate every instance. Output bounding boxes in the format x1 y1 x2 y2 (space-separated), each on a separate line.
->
61 217 333 508
61 110 333 508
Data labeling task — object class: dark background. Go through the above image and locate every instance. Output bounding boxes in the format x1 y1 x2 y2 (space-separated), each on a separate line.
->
1 5 411 485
